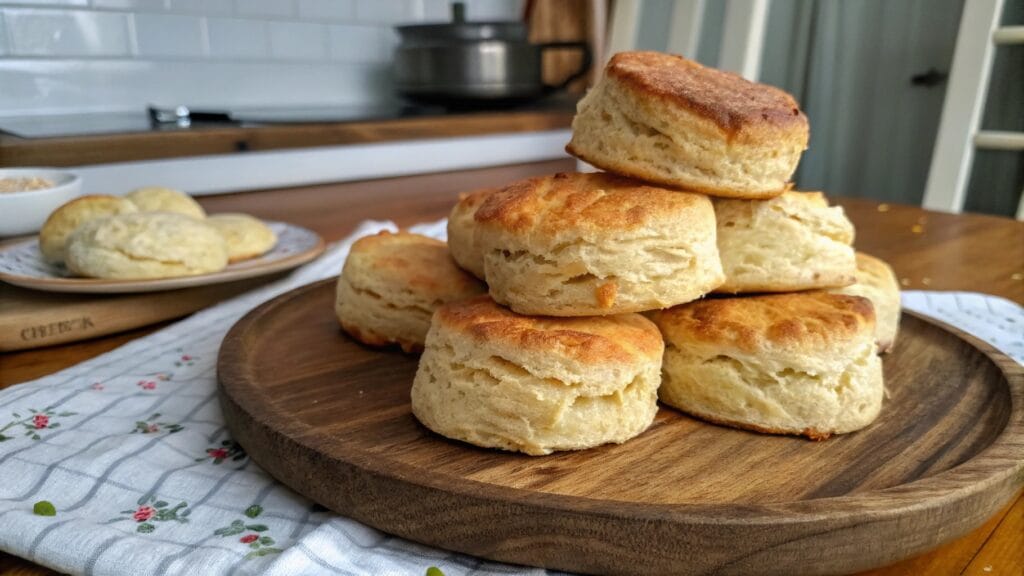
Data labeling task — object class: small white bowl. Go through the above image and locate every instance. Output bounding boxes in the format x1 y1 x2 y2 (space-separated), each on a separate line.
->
0 168 83 237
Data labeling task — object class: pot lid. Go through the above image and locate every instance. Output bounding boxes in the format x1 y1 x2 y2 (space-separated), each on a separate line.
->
396 2 527 42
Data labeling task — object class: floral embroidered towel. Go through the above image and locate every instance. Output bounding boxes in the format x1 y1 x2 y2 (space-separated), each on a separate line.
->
0 218 1020 576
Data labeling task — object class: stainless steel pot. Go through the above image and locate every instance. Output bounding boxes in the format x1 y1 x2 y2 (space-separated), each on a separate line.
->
393 3 591 105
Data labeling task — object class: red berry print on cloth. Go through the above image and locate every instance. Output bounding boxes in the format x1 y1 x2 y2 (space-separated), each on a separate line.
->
132 413 183 435
0 407 76 442
174 349 197 368
116 496 190 534
213 504 282 559
137 380 157 391
133 506 155 522
195 439 246 466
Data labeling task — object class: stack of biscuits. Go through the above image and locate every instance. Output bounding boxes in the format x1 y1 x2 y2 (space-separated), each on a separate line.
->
38 187 278 279
335 51 901 455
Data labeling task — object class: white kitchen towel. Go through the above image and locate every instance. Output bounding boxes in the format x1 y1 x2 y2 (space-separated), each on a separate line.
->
0 219 1020 576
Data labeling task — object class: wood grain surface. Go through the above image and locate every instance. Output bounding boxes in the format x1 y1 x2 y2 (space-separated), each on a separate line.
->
217 279 1023 575
0 275 285 351
1 159 1021 575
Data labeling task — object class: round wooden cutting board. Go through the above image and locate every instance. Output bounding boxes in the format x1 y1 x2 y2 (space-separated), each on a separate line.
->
218 279 1024 576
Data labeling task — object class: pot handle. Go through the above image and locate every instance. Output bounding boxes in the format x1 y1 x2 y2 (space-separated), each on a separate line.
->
538 41 593 95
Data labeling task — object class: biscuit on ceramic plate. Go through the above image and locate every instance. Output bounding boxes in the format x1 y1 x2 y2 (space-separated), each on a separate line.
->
649 292 884 440
38 195 139 264
126 187 206 219
65 212 228 279
206 213 277 262
714 191 856 293
832 252 901 353
335 231 486 353
566 51 809 199
411 295 663 455
446 187 494 280
474 171 724 316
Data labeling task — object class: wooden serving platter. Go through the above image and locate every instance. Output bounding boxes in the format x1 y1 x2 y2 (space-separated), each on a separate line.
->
218 279 1024 576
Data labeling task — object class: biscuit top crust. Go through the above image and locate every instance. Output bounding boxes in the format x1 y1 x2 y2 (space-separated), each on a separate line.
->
347 231 483 297
854 252 896 286
606 51 808 137
650 292 875 354
67 211 225 259
452 188 495 215
435 295 664 365
41 194 138 229
474 171 712 236
126 187 206 217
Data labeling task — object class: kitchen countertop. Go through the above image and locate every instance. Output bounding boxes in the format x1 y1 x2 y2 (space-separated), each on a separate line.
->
0 104 575 169
1 159 1022 575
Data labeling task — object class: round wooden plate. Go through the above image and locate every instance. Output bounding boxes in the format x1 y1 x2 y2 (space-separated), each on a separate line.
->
0 221 324 293
218 279 1024 576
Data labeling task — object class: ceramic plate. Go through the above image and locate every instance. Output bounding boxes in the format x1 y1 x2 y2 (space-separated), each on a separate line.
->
0 221 324 294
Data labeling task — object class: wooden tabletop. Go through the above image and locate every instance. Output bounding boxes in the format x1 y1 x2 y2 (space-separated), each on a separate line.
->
1 159 1022 575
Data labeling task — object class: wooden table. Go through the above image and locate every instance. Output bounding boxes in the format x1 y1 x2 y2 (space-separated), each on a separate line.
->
1 159 1022 575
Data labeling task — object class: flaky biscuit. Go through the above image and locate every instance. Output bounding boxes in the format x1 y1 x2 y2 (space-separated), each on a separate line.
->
38 195 139 264
474 172 724 316
649 292 883 439
206 213 277 262
127 187 206 219
65 212 228 279
335 231 486 353
714 191 856 293
832 252 901 353
566 51 808 199
446 188 494 280
411 295 663 455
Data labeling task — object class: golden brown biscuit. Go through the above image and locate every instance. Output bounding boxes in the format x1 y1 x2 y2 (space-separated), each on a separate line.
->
446 188 494 280
38 195 139 264
65 212 228 279
335 231 486 353
206 213 277 262
411 295 663 455
649 292 883 440
126 187 206 218
474 172 724 316
832 252 901 353
714 191 856 293
566 51 808 199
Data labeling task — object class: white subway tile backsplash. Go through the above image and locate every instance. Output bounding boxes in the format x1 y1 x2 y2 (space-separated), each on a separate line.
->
0 59 393 115
268 20 327 60
92 0 168 10
0 14 7 55
6 9 130 56
422 0 450 23
0 0 420 117
298 0 354 21
355 0 420 24
207 17 268 59
464 0 521 22
168 0 232 14
234 0 295 18
0 1 88 6
133 13 203 57
328 24 386 63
